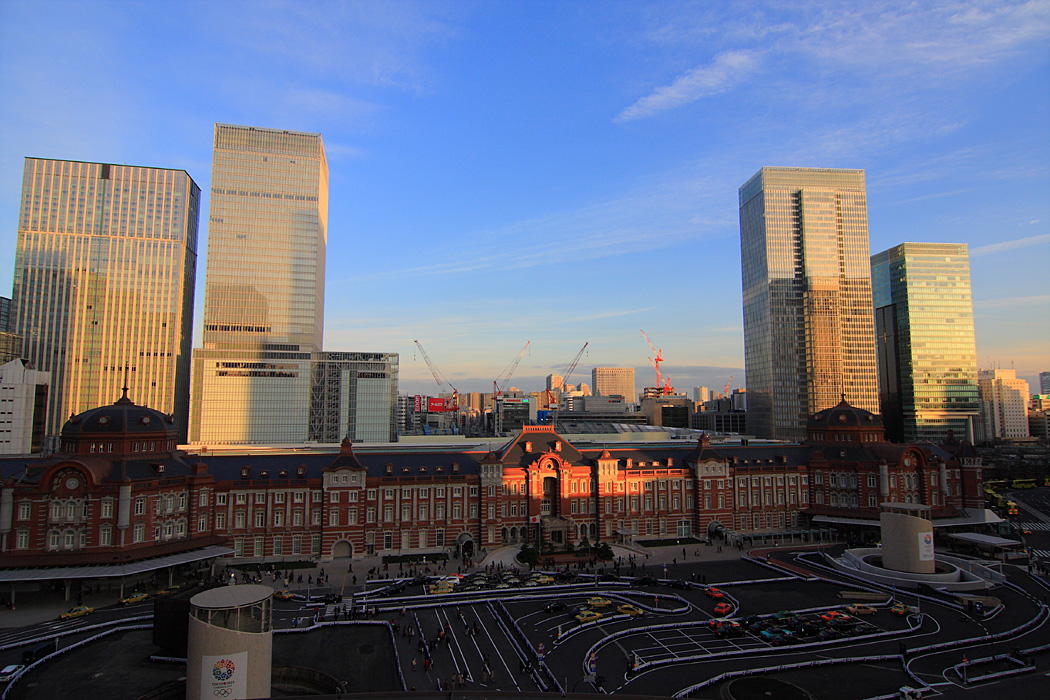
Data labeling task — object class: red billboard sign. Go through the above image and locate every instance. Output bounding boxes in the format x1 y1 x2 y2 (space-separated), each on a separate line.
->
414 395 421 412
428 397 446 413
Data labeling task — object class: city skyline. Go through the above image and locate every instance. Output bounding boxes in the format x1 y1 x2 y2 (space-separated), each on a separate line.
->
1 2 1047 399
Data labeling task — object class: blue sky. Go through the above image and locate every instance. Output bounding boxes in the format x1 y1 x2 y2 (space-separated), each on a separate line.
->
1 0 1048 397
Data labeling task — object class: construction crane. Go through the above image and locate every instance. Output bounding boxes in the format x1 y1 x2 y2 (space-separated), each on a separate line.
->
723 375 733 399
641 330 671 395
547 342 588 414
413 340 458 411
493 341 531 400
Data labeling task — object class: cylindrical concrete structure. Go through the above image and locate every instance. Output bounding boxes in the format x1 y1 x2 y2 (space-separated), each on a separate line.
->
880 503 935 574
186 585 272 700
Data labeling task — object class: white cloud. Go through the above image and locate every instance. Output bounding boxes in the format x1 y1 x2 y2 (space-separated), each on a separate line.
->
615 50 761 122
974 294 1050 309
971 233 1050 257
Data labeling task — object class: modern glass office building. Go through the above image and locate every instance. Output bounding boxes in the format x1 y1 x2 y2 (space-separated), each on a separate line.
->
739 167 879 441
871 243 979 443
11 159 199 441
190 124 328 444
190 125 399 444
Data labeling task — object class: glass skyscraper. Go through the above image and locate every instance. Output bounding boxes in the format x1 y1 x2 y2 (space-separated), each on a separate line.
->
11 158 199 441
190 124 328 444
872 243 979 442
739 167 879 441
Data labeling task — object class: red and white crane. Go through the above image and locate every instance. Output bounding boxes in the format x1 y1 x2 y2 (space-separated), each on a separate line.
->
641 330 672 395
413 339 458 411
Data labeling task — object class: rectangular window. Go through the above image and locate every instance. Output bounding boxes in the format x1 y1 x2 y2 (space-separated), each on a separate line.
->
293 510 303 526
436 529 445 547
292 535 303 555
329 510 339 526
275 492 285 504
330 492 340 503
18 502 31 520
367 489 377 501
216 513 226 529
216 493 228 506
469 486 478 497
272 536 282 555
453 504 462 519
255 492 266 504
198 492 208 507
133 523 144 543
312 491 323 503
198 514 208 532
254 511 265 527
293 492 305 503
366 507 376 523
134 499 145 516
235 512 245 528
348 491 358 503
274 511 284 527
312 509 322 525
236 493 247 504
384 532 393 550
17 530 30 548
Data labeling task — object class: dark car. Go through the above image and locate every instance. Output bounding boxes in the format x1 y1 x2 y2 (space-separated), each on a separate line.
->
632 576 659 587
556 570 580 582
667 579 692 590
545 601 568 613
738 615 759 629
322 593 343 604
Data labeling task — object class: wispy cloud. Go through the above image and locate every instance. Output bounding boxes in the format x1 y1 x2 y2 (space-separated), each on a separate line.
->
566 307 657 323
971 233 1050 257
615 50 761 122
974 294 1050 309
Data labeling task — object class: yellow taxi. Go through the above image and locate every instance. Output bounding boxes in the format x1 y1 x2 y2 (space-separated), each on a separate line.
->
59 606 94 620
119 592 149 605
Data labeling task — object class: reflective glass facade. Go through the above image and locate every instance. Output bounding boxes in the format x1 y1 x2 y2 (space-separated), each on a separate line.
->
11 159 199 440
872 243 978 442
190 124 328 444
203 124 328 352
739 167 878 441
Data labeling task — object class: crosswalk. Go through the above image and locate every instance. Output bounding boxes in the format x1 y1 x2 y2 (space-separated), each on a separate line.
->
1030 549 1050 560
1018 522 1050 531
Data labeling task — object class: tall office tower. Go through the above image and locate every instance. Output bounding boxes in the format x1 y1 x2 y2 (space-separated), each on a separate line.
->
591 367 635 401
190 124 328 444
693 386 711 403
739 167 879 441
978 369 1030 438
11 159 200 441
546 374 564 392
871 243 979 443
1041 372 1050 395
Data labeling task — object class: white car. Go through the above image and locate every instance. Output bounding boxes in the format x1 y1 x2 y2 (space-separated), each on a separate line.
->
0 664 25 682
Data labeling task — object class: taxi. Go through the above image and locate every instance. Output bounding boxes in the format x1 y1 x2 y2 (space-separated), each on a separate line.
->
575 609 603 623
587 596 612 608
617 603 644 617
273 590 296 601
59 606 94 620
119 592 149 605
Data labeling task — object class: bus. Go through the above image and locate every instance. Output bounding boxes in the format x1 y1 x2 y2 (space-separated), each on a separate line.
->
1007 501 1019 516
984 479 1009 492
1011 478 1039 489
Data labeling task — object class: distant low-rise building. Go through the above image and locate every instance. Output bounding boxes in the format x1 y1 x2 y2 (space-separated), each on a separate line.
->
978 369 1030 439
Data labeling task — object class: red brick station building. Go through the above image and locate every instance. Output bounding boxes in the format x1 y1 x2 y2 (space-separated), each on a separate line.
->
0 391 985 602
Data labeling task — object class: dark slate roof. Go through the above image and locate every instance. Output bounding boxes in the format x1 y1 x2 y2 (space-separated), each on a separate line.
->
492 428 587 467
808 398 883 429
61 388 177 438
2 452 198 486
